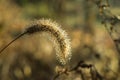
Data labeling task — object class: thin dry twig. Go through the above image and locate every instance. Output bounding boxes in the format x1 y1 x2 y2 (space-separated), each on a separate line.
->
53 60 104 80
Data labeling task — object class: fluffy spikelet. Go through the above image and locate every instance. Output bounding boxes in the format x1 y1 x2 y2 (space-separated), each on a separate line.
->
26 19 72 65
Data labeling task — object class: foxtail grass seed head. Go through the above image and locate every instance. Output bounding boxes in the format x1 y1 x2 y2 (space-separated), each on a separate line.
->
25 19 72 65
0 19 72 65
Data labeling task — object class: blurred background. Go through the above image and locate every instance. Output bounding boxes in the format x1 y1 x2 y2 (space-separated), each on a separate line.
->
0 0 120 80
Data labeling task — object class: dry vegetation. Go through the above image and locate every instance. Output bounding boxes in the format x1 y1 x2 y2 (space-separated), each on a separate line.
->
0 0 120 80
